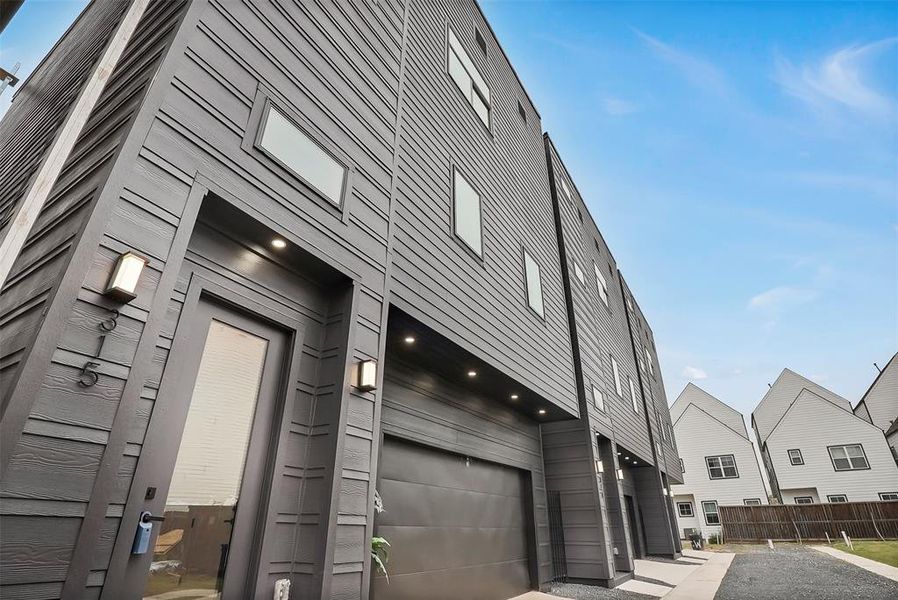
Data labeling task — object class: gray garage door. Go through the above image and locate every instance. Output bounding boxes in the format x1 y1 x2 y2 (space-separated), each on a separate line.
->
372 437 532 600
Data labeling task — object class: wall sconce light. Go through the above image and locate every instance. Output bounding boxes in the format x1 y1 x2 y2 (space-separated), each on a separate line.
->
105 251 148 303
662 487 668 496
595 459 604 474
617 468 624 481
355 359 377 392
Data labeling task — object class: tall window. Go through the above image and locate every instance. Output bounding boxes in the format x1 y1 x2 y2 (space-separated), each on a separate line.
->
611 356 622 396
560 177 572 201
788 449 804 465
706 454 738 479
447 28 491 127
523 251 544 317
574 262 585 285
628 377 639 413
257 104 347 206
679 458 685 473
702 501 720 525
645 346 654 375
594 263 608 305
828 444 869 471
453 168 482 256
827 494 848 503
677 502 694 517
592 385 605 412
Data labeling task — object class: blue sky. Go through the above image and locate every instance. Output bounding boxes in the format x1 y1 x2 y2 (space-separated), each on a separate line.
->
2 2 896 420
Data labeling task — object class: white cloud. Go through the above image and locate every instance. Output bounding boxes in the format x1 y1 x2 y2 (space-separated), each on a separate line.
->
633 29 732 98
774 37 898 119
747 286 819 311
602 96 640 116
682 366 708 380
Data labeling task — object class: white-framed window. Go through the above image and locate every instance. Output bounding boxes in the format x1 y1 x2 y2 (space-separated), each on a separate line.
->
560 176 572 201
702 500 719 525
828 444 869 471
705 454 738 479
523 250 544 317
744 498 762 506
788 449 804 465
677 502 694 517
827 494 848 503
452 168 483 256
257 104 347 206
574 262 585 285
611 356 622 396
794 496 814 505
592 385 605 412
645 346 654 376
879 492 898 501
594 262 609 306
447 28 491 127
628 377 639 413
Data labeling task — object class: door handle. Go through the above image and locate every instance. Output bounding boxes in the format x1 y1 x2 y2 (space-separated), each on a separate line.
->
141 512 165 523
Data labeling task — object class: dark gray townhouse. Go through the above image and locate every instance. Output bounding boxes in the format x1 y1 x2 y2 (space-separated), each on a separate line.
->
0 1 681 599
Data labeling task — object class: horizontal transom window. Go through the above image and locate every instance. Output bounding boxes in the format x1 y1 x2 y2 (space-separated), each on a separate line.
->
828 444 869 471
705 454 738 479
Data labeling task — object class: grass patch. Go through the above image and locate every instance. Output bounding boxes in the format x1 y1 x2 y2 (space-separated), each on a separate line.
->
832 540 898 568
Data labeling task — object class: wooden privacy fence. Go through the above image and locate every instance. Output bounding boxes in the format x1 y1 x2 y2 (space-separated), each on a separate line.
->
719 501 898 542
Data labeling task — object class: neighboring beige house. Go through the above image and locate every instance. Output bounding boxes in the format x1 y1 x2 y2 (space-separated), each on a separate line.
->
670 384 768 539
853 353 898 463
753 369 898 504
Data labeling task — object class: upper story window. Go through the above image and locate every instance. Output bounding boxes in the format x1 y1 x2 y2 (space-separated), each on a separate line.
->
594 262 609 306
626 295 634 312
611 356 622 397
523 250 544 317
517 99 527 123
447 28 491 128
706 454 739 479
879 492 898 501
257 104 347 206
645 346 654 375
744 498 762 506
574 262 585 285
827 494 848 503
559 177 572 202
679 458 685 473
628 377 639 413
794 496 814 505
592 385 605 412
452 168 483 256
788 449 804 465
474 26 487 55
828 444 869 471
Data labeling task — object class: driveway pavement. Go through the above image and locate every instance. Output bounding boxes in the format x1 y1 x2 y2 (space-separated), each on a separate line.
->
714 545 898 600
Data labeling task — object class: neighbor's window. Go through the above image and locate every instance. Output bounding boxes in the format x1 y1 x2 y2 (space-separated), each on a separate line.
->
828 444 869 471
794 496 814 505
788 449 804 466
827 494 848 503
628 377 639 413
258 104 346 205
679 458 685 473
744 498 762 506
677 502 694 517
594 263 609 306
706 454 738 479
611 356 623 396
447 28 491 127
879 492 898 501
592 385 605 412
574 262 585 285
523 250 544 317
452 168 483 256
702 501 720 525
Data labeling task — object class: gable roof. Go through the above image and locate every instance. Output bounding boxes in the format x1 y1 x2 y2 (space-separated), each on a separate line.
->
766 386 888 446
752 368 851 444
671 383 747 438
854 352 898 432
675 401 752 443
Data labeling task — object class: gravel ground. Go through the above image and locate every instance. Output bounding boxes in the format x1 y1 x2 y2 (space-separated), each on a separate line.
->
546 582 654 600
715 545 898 600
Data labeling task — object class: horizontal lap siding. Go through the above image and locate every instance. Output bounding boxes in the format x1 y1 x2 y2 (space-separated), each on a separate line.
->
0 3 186 598
391 0 576 416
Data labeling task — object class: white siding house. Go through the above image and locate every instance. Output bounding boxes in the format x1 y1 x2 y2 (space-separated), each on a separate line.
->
853 353 898 463
753 369 898 504
670 384 768 539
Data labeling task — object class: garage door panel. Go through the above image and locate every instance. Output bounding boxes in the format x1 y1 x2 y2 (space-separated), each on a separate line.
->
377 479 525 529
373 557 531 600
376 525 528 572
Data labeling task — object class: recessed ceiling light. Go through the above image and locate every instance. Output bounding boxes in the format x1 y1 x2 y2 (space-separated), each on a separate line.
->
403 336 416 344
271 238 287 249
510 394 519 400
538 408 547 415
467 370 477 377
625 456 629 460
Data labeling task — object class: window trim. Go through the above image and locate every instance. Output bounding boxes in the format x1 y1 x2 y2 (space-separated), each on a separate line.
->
827 443 871 472
701 500 720 525
677 502 694 517
591 384 605 412
879 492 898 501
451 165 485 260
244 89 353 219
705 454 739 480
743 498 762 506
522 248 545 319
827 494 848 503
794 496 814 505
787 449 804 466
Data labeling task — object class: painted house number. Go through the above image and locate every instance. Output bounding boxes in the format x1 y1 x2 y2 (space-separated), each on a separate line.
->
78 309 119 387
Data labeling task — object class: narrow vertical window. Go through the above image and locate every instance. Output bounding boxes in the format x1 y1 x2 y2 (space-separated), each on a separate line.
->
611 356 622 396
594 262 609 306
702 501 720 525
574 262 585 285
447 28 491 128
559 177 572 201
523 250 544 317
629 377 639 413
645 346 654 375
453 168 482 256
592 385 604 412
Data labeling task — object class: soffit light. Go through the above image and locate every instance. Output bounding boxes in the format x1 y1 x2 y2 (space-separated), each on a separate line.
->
271 238 287 249
538 408 547 415
467 370 477 377
510 394 519 400
105 251 148 303
403 335 416 344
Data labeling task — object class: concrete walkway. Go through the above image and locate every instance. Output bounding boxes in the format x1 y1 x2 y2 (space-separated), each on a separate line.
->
664 552 735 600
812 545 898 583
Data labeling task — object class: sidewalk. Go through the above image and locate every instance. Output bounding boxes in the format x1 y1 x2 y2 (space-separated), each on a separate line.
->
812 545 898 583
663 551 735 600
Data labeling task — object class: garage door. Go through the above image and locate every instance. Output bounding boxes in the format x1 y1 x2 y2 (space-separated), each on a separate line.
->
372 437 532 600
